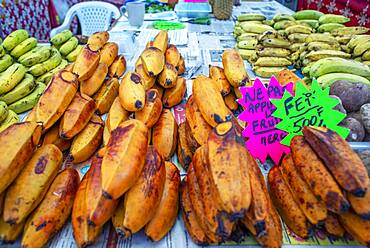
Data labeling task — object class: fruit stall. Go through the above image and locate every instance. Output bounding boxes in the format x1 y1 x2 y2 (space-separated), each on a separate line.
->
0 0 369 248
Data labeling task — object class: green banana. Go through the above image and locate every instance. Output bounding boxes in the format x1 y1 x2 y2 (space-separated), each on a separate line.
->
353 57 363 62
234 26 243 36
256 47 291 57
261 38 290 48
290 43 305 52
50 30 73 46
8 82 46 114
297 20 319 29
240 23 274 34
0 110 18 133
273 20 296 30
341 45 351 53
362 50 370 61
288 33 309 43
353 42 370 57
310 57 370 78
0 74 36 104
0 63 27 94
0 101 8 122
363 61 370 67
28 48 62 76
305 33 339 45
348 35 370 49
238 14 266 21
238 39 257 49
238 49 255 60
317 23 344 33
66 45 83 62
0 45 5 58
237 33 258 41
10 37 38 58
0 55 13 73
305 50 351 61
293 10 323 20
37 59 68 84
331 26 370 36
317 73 370 88
290 51 300 62
18 46 52 67
254 57 291 67
254 66 286 78
2 29 29 51
263 20 274 26
319 14 350 24
302 65 312 75
307 41 340 51
59 37 78 56
258 30 286 42
273 14 295 22
335 35 352 45
285 24 313 35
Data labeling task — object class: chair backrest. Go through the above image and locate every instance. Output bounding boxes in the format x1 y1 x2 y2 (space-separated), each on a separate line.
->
66 1 120 36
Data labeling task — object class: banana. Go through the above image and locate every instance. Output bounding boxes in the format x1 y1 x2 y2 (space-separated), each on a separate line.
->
256 47 291 57
163 76 186 108
158 63 178 88
2 29 29 51
238 48 255 60
324 213 345 237
87 31 109 49
291 135 350 213
10 37 37 58
303 126 369 197
332 26 370 36
0 45 5 58
273 13 295 22
108 55 126 78
140 47 165 77
177 54 186 75
305 49 351 61
27 48 62 76
64 61 74 71
152 109 178 160
100 42 118 67
0 121 42 194
3 144 62 224
0 63 26 94
339 210 370 246
113 146 165 239
165 44 180 66
363 61 370 67
185 95 212 147
289 43 305 52
310 57 370 78
0 217 25 243
144 161 180 241
348 183 370 220
0 101 8 123
102 119 148 199
66 44 83 62
240 23 274 34
254 57 291 67
135 64 156 90
273 20 296 30
135 89 163 128
307 41 340 51
224 91 238 111
261 38 290 48
36 59 68 84
237 39 257 49
177 123 192 170
319 14 349 24
50 30 73 46
362 50 370 61
268 166 312 238
285 24 313 35
297 19 319 29
317 73 370 88
222 49 249 87
35 70 79 130
305 33 339 45
18 46 52 67
59 36 78 56
206 121 251 217
293 10 323 20
80 62 108 96
152 30 168 53
238 14 266 21
288 33 309 43
353 41 370 56
317 23 344 33
237 32 258 41
107 96 129 132
336 35 352 44
42 121 71 151
0 110 19 132
0 74 36 104
348 35 370 49
8 81 45 114
209 65 231 96
0 54 13 73
93 77 119 115
22 168 79 248
280 154 327 224
70 114 103 163
73 45 100 80
254 66 286 78
119 71 146 111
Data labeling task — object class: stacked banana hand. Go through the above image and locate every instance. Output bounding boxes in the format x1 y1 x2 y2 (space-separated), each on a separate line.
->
50 30 82 63
348 35 370 67
268 126 370 246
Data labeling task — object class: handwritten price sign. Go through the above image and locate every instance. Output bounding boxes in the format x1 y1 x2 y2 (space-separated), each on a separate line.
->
238 77 293 165
271 80 349 146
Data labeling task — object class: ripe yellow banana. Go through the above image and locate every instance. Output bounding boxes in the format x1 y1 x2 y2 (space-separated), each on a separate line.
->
108 55 126 78
165 44 180 66
0 217 25 243
73 44 100 80
163 76 186 108
42 121 71 151
93 77 119 115
119 71 146 111
107 97 129 132
87 31 109 49
158 63 178 88
100 42 118 67
141 47 165 76
135 89 163 128
222 49 249 87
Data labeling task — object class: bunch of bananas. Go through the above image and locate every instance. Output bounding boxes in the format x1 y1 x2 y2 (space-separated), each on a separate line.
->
348 35 370 66
50 30 82 63
0 101 19 132
268 126 370 246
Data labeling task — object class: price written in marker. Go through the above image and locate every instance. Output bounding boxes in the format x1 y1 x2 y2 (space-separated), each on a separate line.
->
271 80 349 146
238 77 293 165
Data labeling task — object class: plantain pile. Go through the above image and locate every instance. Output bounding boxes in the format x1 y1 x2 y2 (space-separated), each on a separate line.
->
50 30 82 63
268 126 370 246
180 121 283 247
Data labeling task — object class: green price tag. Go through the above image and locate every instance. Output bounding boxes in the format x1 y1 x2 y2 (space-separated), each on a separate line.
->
271 80 349 146
153 21 186 30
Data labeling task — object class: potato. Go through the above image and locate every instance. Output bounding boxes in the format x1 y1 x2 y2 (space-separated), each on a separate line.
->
347 111 362 124
330 80 370 112
340 117 365 142
361 103 370 133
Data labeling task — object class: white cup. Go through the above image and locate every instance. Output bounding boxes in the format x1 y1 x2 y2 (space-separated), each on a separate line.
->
121 2 145 26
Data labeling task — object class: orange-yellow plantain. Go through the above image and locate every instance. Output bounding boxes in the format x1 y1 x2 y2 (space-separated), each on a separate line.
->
106 96 129 132
135 89 163 128
162 76 186 108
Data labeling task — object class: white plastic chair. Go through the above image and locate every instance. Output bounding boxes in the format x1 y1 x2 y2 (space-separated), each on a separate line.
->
50 1 121 37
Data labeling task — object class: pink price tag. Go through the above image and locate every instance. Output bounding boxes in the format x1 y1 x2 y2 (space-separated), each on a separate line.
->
237 76 293 165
